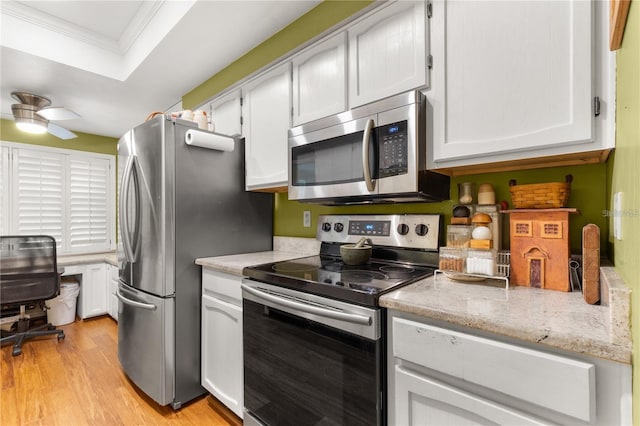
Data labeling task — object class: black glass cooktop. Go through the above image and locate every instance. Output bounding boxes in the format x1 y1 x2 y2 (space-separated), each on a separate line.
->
243 254 435 307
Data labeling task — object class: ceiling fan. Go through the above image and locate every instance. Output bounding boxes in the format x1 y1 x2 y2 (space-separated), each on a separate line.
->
10 91 79 140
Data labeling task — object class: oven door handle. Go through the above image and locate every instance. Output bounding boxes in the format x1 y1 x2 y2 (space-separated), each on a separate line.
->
241 284 372 326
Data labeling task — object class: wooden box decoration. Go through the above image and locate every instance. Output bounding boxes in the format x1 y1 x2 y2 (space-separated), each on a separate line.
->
505 208 579 291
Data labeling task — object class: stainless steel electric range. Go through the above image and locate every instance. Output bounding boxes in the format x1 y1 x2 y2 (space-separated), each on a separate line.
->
242 214 442 426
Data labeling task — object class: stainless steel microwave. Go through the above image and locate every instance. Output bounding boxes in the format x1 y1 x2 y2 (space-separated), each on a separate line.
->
288 90 450 204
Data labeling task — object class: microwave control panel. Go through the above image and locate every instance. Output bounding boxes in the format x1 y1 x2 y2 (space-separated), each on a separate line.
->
378 120 408 178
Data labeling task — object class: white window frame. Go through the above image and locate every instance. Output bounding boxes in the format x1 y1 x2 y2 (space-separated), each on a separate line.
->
0 141 116 255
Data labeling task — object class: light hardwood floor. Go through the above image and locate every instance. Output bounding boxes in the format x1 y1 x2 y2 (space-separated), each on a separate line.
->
1 315 241 426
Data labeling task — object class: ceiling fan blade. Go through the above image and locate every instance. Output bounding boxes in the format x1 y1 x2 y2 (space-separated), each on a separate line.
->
37 107 80 121
48 123 77 140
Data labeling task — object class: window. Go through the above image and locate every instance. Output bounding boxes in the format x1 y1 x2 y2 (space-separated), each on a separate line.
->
0 142 115 254
513 220 532 237
541 221 563 239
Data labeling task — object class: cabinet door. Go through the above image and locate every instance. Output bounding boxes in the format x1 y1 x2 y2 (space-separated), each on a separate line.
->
348 1 428 108
209 90 242 137
394 366 549 426
79 263 108 319
243 62 291 190
201 294 243 418
429 0 593 168
109 265 119 321
292 33 347 126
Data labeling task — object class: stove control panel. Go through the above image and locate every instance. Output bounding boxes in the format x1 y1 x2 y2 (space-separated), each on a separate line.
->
317 214 441 250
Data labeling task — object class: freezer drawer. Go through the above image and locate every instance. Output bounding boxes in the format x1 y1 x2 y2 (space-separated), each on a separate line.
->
117 282 174 406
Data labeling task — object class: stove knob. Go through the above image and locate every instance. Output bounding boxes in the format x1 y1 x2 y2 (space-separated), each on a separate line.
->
415 224 429 236
323 278 332 284
397 224 410 235
322 222 332 232
334 223 344 233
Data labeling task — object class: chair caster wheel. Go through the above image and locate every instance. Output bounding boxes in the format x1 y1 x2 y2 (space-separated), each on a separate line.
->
48 325 56 330
12 348 21 356
58 333 65 341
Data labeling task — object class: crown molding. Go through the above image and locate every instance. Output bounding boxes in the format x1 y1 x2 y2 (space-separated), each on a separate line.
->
0 1 164 56
118 1 164 54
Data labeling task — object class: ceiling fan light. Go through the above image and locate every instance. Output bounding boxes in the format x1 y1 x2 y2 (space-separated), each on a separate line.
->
12 103 49 134
16 120 48 134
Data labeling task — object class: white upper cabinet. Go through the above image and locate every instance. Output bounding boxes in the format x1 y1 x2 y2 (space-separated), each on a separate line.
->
348 0 428 108
428 0 611 169
208 89 242 137
243 62 292 191
292 33 347 126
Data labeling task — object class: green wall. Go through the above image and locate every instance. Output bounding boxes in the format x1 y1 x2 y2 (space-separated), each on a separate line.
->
0 119 117 155
275 164 609 255
183 0 374 109
610 2 640 423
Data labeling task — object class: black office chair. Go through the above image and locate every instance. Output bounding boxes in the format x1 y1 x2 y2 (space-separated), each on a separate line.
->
1 235 65 356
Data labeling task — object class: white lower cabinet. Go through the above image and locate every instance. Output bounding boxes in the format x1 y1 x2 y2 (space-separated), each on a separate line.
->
395 365 546 425
388 311 632 426
63 262 109 320
201 269 243 419
109 264 118 321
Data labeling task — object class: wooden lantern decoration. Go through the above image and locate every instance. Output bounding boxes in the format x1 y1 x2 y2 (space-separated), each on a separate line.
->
469 213 493 249
505 208 579 291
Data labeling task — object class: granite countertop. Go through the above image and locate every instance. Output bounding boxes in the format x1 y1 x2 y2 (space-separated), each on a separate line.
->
58 251 118 267
193 237 631 365
196 250 305 276
195 236 320 276
380 267 632 364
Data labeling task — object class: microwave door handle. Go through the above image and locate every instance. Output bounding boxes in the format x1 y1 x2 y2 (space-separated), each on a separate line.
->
362 118 376 192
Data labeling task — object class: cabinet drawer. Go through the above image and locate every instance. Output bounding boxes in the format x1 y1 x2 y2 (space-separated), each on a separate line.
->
392 318 595 422
394 365 548 425
202 269 242 303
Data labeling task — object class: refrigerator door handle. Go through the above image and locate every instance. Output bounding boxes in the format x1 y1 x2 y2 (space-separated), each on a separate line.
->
119 155 141 262
116 288 157 311
129 156 142 261
119 155 134 262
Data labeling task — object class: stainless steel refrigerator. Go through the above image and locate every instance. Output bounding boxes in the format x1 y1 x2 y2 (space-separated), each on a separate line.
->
116 116 272 409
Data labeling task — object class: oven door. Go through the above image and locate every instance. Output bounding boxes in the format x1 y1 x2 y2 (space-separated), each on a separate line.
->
241 281 383 426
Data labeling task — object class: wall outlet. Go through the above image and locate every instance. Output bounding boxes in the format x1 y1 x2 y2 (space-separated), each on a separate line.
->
613 192 623 240
303 211 311 228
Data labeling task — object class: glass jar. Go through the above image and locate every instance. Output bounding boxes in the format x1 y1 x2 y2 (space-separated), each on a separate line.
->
458 182 476 205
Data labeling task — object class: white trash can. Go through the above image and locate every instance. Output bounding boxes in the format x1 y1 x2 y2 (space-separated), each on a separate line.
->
45 280 80 326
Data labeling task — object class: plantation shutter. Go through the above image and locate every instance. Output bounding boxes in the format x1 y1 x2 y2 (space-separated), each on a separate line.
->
68 156 110 251
0 146 10 236
12 148 65 247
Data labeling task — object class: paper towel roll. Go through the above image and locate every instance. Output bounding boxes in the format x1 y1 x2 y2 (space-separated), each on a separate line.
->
184 129 235 152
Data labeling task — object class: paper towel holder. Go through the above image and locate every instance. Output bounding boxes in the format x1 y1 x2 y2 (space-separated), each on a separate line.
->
184 128 237 152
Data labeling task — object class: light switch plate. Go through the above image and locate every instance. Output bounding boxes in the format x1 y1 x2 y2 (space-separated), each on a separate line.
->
303 211 311 228
613 192 622 240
